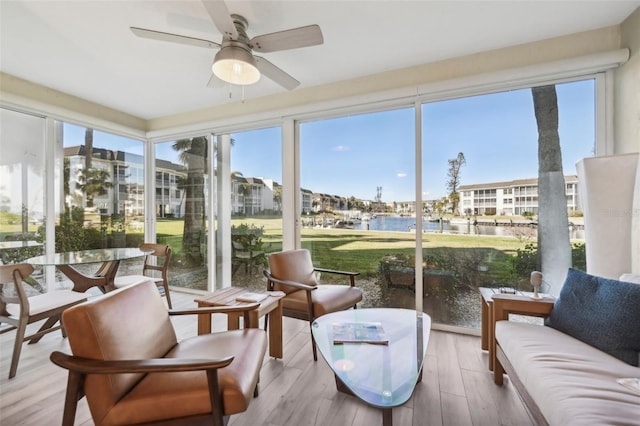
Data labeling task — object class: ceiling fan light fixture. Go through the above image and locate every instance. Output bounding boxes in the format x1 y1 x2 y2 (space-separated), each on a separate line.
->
212 45 260 86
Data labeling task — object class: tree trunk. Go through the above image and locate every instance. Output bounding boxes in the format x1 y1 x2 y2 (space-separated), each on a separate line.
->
84 128 94 207
532 85 572 296
182 137 207 265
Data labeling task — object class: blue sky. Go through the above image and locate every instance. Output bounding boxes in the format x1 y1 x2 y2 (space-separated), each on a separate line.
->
234 79 594 201
65 79 595 203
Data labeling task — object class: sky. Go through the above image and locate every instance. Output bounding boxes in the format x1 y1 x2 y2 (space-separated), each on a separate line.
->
63 79 595 203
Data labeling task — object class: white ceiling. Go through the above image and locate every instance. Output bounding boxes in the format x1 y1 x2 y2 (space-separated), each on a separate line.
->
1 1 639 121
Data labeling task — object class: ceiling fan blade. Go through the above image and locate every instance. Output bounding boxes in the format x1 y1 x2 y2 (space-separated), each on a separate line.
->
250 25 323 53
202 0 238 40
255 56 300 90
131 27 220 49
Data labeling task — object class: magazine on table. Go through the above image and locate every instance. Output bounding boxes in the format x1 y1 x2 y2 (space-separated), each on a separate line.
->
332 321 389 345
235 291 268 303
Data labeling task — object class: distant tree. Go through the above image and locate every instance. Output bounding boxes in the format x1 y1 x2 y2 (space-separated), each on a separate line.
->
446 152 466 214
77 167 113 208
273 185 282 212
231 172 251 215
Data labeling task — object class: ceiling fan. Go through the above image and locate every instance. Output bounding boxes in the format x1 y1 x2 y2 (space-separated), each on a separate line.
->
131 0 323 90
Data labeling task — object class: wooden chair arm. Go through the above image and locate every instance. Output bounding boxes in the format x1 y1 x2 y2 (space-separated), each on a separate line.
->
263 271 317 291
313 267 359 277
169 303 260 316
50 351 234 374
313 267 359 287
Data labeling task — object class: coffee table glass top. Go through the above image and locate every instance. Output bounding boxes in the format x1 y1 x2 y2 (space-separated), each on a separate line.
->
27 248 150 266
312 308 431 409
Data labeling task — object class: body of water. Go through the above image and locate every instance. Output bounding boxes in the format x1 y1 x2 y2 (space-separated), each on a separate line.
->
352 215 584 240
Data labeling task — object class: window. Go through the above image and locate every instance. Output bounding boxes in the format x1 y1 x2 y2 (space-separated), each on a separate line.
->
421 79 593 329
300 108 415 308
155 137 208 290
0 108 46 268
226 127 282 288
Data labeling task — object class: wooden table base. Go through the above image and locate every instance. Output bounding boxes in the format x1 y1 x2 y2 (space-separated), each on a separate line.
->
195 287 284 359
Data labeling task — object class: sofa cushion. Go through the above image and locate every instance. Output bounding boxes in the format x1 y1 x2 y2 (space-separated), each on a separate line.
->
496 321 640 425
619 273 640 284
545 268 640 366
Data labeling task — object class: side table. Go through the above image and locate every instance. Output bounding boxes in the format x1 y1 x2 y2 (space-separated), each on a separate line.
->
195 286 284 358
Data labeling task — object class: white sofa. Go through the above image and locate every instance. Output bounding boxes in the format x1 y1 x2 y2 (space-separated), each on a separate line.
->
493 270 640 425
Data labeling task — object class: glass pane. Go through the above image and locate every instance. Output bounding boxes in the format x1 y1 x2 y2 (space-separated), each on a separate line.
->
155 137 209 291
300 108 415 308
421 79 593 329
59 123 145 284
60 123 144 249
228 127 282 289
0 108 46 269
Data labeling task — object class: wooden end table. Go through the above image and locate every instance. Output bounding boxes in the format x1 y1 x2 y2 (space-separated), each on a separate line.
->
194 286 284 359
479 287 555 371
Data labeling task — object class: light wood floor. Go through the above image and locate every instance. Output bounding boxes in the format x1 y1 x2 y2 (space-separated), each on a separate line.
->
0 290 534 426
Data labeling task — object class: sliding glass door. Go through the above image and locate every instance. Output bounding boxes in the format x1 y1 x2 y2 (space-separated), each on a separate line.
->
299 108 415 308
420 79 593 328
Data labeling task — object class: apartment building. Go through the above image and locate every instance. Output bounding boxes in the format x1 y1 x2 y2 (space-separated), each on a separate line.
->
458 175 580 216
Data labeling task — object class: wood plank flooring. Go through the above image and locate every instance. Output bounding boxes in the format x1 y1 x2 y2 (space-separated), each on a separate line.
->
0 290 534 426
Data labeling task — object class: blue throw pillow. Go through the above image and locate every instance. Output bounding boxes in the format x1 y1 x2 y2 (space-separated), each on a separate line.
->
545 268 640 366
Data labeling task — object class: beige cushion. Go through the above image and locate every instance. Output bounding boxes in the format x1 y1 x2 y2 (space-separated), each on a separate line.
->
114 275 162 288
619 273 640 284
6 290 87 317
496 321 640 425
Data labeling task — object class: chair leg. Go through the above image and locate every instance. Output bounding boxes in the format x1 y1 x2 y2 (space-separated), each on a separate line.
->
162 281 173 309
9 321 27 379
309 324 318 361
61 370 84 426
206 369 225 426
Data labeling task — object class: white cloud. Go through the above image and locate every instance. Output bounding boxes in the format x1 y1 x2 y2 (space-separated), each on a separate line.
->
332 145 350 152
397 172 407 178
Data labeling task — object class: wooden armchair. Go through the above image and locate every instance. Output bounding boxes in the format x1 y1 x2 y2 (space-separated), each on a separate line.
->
50 280 267 426
0 263 87 379
264 249 362 360
114 243 173 308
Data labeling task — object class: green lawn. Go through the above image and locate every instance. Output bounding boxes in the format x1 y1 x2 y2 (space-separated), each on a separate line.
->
1 216 533 284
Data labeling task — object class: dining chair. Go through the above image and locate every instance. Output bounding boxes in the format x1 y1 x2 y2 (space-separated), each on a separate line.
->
232 239 264 276
50 280 267 426
113 242 173 308
263 249 363 360
0 263 87 379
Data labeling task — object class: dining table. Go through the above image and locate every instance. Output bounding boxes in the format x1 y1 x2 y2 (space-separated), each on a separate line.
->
26 247 151 293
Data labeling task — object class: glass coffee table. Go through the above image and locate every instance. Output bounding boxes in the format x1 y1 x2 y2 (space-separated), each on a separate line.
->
312 308 431 426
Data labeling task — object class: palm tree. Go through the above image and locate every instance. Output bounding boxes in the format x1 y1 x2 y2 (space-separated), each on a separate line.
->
173 137 207 265
532 85 571 293
77 167 113 208
273 185 282 212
